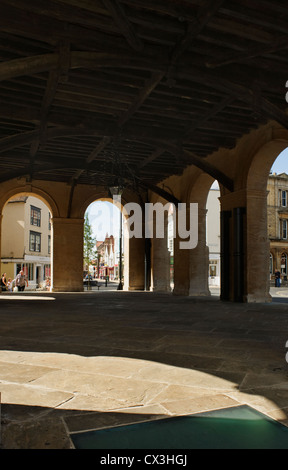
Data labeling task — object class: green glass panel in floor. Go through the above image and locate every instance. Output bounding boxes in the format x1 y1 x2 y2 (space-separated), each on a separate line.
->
71 405 288 449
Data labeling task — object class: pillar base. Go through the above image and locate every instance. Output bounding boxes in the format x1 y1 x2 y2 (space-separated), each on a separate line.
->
173 286 189 296
127 286 144 291
152 287 171 293
244 293 272 303
189 289 211 297
52 286 84 293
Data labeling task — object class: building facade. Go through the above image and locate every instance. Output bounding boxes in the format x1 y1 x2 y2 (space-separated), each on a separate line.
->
206 185 221 287
1 195 51 289
97 234 118 280
267 173 288 283
204 173 288 289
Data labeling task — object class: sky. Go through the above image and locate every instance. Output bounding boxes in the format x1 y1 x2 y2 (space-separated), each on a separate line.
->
87 200 121 241
271 148 288 174
86 148 288 240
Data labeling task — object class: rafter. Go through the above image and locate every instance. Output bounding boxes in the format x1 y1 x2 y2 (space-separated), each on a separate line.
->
139 138 234 192
0 0 287 199
137 95 234 174
206 34 288 69
101 0 144 52
67 0 225 186
175 66 288 130
0 51 168 82
30 40 71 160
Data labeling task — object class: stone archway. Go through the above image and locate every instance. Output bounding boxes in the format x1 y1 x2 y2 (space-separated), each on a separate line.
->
245 139 288 302
81 191 148 292
187 172 216 297
0 188 55 291
171 171 219 297
83 197 125 286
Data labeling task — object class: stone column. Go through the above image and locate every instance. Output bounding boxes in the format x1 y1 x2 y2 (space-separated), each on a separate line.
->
220 210 232 301
123 217 145 291
52 217 84 292
151 214 170 292
189 207 210 296
245 189 271 302
0 212 2 278
173 205 191 296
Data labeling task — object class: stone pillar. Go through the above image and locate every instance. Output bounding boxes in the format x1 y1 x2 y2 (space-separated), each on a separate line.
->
233 207 245 302
0 212 2 278
52 217 84 292
245 190 271 303
189 207 210 296
173 205 191 296
220 189 271 303
123 217 145 291
151 215 170 292
220 191 246 302
220 210 232 301
220 206 246 302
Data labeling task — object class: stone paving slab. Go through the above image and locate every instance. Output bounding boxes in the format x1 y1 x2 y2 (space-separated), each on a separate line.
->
0 290 288 448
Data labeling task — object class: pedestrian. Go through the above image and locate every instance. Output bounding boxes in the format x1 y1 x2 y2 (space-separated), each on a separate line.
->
275 269 281 288
45 277 51 291
1 273 7 291
15 270 28 291
7 278 12 292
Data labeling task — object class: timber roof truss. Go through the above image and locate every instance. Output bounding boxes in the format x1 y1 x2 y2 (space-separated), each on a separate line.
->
0 0 287 197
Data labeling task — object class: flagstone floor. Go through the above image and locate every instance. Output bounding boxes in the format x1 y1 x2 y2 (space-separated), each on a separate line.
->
0 288 288 449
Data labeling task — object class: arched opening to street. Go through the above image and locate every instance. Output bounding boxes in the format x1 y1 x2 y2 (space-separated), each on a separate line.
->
246 141 288 302
268 147 288 294
84 199 124 291
1 192 52 292
206 180 221 295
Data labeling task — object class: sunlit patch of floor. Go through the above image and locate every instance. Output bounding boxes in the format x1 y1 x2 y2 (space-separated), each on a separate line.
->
0 295 55 300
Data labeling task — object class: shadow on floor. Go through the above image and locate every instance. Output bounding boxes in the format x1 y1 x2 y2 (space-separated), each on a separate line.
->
1 291 288 448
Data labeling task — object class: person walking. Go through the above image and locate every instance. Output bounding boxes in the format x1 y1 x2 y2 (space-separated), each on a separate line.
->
1 273 7 291
15 270 28 291
275 269 281 288
7 278 13 291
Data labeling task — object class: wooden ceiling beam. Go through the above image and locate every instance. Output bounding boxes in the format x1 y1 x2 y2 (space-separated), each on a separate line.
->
68 0 225 185
30 40 70 159
65 0 224 185
1 0 109 30
175 66 288 130
0 51 168 83
137 94 234 172
101 0 144 52
206 34 288 69
138 138 234 192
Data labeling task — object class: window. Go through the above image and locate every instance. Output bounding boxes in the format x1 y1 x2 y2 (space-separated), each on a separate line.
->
29 231 41 252
279 190 287 207
44 264 51 279
30 206 41 227
269 253 273 275
23 263 34 281
48 235 51 254
281 253 287 275
281 220 288 239
48 212 51 231
16 263 33 280
209 260 218 277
